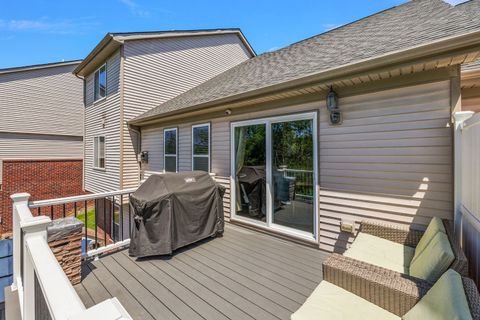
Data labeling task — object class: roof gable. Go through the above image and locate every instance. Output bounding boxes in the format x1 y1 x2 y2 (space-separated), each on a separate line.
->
74 29 255 77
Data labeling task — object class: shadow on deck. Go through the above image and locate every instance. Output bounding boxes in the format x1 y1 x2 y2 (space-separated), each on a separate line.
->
74 224 328 320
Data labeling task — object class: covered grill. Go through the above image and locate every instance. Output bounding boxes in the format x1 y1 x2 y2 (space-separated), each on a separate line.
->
129 171 225 258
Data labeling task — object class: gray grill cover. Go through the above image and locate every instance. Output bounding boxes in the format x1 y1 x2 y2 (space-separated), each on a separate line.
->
129 171 225 257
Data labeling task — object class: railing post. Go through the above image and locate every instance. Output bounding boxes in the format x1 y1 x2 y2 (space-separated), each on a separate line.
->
22 215 51 320
11 192 30 291
453 111 474 238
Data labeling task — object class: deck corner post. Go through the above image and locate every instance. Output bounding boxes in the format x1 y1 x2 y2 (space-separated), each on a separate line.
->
11 192 31 291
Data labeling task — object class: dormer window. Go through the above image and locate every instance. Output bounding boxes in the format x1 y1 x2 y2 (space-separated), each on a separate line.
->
94 64 107 101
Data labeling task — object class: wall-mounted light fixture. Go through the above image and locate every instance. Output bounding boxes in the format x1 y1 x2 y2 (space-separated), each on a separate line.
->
326 86 342 125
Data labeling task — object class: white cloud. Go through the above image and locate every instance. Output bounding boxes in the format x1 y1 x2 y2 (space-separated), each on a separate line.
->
443 0 469 4
266 46 280 52
323 23 340 31
119 0 150 17
0 17 98 34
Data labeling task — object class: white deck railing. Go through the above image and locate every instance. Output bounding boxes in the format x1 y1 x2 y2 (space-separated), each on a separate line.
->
11 193 132 320
28 188 137 258
454 111 480 286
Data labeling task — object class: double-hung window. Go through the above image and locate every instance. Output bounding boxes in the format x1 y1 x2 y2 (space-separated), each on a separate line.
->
164 128 177 172
192 123 210 172
93 136 105 169
94 64 107 101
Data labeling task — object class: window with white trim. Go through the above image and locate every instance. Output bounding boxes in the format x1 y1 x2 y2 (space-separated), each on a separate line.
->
94 64 107 101
93 136 105 169
164 128 177 172
192 124 210 172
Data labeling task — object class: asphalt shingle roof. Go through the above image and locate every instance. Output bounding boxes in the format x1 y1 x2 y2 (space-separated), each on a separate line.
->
133 0 480 123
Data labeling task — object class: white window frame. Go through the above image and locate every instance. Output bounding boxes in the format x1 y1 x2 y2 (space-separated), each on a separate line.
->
93 136 106 170
164 128 178 172
94 63 107 102
191 123 210 172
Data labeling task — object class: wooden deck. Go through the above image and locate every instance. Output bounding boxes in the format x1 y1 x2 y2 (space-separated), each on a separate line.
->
74 224 328 320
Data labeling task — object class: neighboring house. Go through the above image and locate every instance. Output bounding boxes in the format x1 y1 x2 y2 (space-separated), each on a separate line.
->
126 0 480 252
73 29 255 195
462 60 480 112
0 61 84 234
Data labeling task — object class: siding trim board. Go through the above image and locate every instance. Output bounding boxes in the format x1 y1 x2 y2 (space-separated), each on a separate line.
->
140 76 455 253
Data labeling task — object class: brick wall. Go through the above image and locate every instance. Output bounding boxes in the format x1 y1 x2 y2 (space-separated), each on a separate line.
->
0 159 84 235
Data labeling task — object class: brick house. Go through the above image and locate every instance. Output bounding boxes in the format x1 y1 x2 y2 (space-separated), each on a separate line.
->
0 61 84 234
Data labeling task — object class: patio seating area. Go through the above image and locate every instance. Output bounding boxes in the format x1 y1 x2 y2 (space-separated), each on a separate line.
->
74 224 328 320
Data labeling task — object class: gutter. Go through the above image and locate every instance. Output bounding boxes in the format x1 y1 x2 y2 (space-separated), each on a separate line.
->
461 68 480 80
0 60 82 75
113 29 256 58
129 29 480 126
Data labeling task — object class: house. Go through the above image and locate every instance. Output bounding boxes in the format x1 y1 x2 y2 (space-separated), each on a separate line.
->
5 1 480 319
126 0 480 253
0 60 84 235
73 29 255 196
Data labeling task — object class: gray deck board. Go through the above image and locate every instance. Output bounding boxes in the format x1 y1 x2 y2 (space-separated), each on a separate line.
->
222 230 324 273
75 224 327 320
214 236 322 283
87 260 156 320
200 240 313 295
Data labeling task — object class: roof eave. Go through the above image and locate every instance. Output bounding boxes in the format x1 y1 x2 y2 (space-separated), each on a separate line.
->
114 29 256 57
462 68 480 80
130 29 480 126
0 60 82 75
73 34 122 77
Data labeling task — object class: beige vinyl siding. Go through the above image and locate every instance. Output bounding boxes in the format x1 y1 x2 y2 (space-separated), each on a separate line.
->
0 64 83 137
121 34 253 188
84 50 121 193
0 133 82 159
141 77 453 252
318 80 452 252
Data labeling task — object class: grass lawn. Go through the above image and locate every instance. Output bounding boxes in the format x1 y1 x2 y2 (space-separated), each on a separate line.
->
76 208 96 230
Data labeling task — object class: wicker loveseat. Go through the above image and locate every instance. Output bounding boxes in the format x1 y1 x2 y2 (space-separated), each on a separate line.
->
317 217 470 316
342 217 468 283
291 268 480 319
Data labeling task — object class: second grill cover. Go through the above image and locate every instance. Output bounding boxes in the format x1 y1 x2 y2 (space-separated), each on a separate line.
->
129 171 225 257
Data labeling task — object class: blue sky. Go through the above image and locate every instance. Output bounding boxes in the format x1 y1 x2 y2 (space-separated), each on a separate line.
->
0 0 466 69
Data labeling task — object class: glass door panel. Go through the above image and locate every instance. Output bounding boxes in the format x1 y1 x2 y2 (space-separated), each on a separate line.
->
234 124 267 222
271 119 314 234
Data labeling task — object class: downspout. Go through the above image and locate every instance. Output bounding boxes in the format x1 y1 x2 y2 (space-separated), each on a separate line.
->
75 73 87 192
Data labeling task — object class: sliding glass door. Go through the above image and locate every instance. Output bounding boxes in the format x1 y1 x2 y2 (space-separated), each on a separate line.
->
234 123 266 222
232 112 317 240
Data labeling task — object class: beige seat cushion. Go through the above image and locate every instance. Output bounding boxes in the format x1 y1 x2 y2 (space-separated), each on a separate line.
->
344 233 415 273
409 232 454 283
404 269 472 320
412 217 446 265
291 281 399 320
